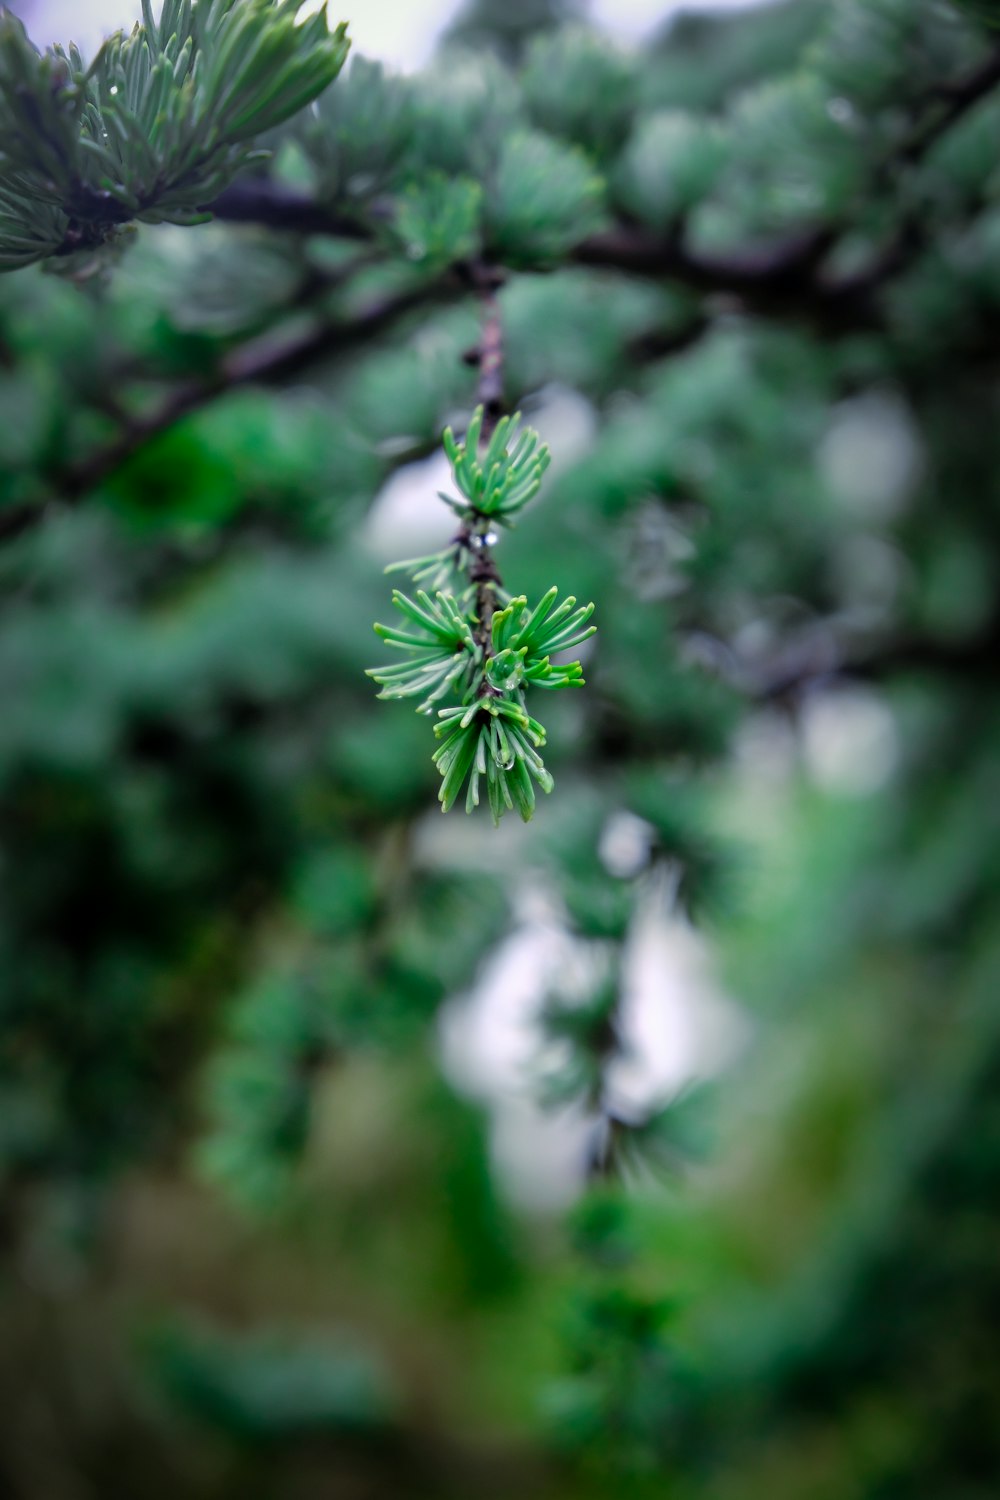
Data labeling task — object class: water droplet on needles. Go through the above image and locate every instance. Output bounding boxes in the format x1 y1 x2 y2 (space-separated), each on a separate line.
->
484 531 498 547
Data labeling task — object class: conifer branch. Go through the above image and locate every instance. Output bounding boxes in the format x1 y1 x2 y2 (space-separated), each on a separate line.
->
66 276 449 487
459 262 507 655
368 280 594 823
906 42 1000 160
211 183 847 310
203 42 1000 333
207 177 380 239
0 275 454 541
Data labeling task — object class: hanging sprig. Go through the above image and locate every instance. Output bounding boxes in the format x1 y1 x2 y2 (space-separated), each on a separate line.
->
440 407 550 520
0 1 350 271
368 406 595 824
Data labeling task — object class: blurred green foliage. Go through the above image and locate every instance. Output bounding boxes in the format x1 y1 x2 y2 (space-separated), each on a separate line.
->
1 0 1000 1497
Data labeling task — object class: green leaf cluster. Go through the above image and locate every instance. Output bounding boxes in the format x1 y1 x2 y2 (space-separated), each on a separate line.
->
441 404 550 519
298 54 413 204
486 128 605 264
522 26 635 160
393 172 483 267
0 0 349 269
368 407 595 823
615 111 727 230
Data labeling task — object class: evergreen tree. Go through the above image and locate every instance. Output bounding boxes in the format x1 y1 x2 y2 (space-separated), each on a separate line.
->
1 1 1000 1497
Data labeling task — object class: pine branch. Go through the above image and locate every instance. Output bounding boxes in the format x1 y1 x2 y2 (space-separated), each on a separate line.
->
458 262 508 654
0 275 455 541
211 182 845 308
666 609 1000 712
368 299 594 822
0 2 351 270
905 41 1000 160
207 177 378 239
65 277 453 488
203 43 1000 331
203 194 899 331
821 42 1000 315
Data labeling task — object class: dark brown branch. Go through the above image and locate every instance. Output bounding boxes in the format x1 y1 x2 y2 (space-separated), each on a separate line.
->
66 281 450 492
684 609 1000 709
0 278 456 543
474 271 506 438
577 37 999 312
199 46 1000 333
458 263 507 657
208 178 382 239
626 312 711 365
905 43 1000 161
198 190 886 332
573 224 836 296
759 622 1000 703
821 44 1000 314
209 182 847 312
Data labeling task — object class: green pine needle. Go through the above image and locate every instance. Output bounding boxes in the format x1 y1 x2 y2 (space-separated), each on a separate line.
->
0 1 350 272
370 408 594 824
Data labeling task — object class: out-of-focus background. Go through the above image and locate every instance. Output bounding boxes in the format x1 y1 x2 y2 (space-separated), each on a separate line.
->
2 0 1000 1496
17 0 757 62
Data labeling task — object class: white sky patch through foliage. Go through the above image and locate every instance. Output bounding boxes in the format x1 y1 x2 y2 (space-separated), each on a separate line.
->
27 0 758 68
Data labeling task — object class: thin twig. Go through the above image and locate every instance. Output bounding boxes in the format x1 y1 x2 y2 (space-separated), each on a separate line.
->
905 44 1000 161
474 267 506 441
819 44 1000 316
0 277 456 543
457 263 507 661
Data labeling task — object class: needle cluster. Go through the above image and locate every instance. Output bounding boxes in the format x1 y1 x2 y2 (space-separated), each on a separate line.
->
0 0 349 270
368 406 595 823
